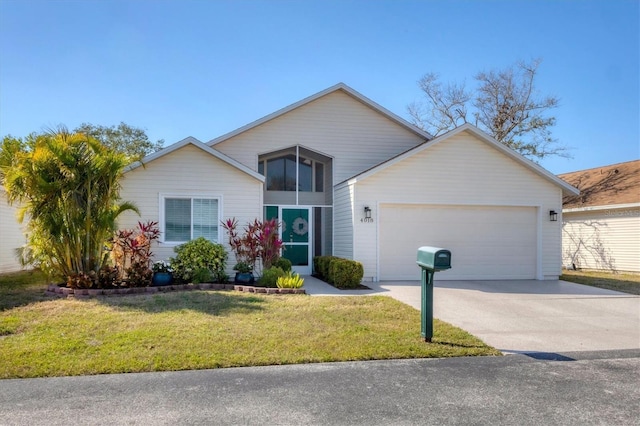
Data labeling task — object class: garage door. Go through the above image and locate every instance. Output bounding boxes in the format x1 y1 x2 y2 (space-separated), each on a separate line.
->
379 204 537 280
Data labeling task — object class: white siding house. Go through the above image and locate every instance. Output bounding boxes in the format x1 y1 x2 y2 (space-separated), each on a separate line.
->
111 83 579 281
559 160 640 273
118 138 264 271
207 83 431 275
337 125 577 281
0 190 26 273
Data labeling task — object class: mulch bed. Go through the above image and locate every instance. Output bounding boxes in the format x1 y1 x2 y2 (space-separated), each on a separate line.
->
45 283 305 299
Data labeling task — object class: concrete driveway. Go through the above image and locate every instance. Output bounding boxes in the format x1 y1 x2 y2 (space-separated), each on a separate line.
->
304 277 640 354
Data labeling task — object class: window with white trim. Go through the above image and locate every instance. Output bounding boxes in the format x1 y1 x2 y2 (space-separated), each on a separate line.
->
162 196 220 243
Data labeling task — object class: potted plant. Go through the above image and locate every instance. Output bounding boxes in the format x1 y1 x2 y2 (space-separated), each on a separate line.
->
152 261 173 286
233 262 254 284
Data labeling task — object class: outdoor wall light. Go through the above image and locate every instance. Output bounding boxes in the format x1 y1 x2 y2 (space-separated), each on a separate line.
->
362 206 373 222
549 210 558 222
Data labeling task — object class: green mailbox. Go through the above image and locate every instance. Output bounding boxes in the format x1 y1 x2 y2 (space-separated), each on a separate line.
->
416 246 452 342
417 247 452 271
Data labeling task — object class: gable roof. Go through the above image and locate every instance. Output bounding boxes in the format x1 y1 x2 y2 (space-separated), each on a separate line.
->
207 82 433 146
559 159 640 209
337 123 580 196
124 136 265 182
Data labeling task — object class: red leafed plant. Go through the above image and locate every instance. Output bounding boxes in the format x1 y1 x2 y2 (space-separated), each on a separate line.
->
222 217 283 275
111 220 161 286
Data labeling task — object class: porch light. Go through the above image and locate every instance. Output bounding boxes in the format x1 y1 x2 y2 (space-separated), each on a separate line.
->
549 210 558 222
364 206 372 219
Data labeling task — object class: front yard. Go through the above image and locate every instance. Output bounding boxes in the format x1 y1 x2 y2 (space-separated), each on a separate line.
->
560 270 640 295
0 271 500 379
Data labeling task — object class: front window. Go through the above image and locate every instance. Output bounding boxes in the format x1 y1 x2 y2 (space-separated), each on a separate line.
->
261 154 322 192
267 154 297 191
162 196 219 243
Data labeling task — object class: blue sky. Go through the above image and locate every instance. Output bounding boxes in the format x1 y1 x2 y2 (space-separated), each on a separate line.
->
1 0 638 174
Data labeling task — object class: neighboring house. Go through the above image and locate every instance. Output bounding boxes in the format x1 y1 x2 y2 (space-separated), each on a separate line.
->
116 83 580 281
559 160 640 273
0 189 26 273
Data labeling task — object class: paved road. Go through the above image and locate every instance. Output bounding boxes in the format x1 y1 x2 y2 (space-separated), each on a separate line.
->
1 350 638 425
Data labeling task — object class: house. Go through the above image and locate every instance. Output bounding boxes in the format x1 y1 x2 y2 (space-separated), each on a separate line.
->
118 83 578 281
559 160 640 273
0 189 26 273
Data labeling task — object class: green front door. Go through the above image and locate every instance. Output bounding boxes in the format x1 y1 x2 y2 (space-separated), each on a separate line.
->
281 207 311 275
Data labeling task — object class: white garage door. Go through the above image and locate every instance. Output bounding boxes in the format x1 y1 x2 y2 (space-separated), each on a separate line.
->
379 204 537 280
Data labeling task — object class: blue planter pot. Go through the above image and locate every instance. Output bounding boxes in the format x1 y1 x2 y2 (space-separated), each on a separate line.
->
152 272 173 286
234 272 255 284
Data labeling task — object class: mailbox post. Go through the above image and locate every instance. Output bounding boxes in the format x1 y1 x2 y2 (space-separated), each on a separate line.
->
416 246 451 342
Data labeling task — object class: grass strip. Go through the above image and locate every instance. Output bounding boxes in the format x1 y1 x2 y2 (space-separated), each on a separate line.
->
560 270 640 295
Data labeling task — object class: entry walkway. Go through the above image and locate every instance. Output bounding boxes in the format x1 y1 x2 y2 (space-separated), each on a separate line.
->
303 276 640 354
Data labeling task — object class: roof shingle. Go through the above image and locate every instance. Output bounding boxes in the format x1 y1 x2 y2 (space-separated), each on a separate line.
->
558 159 640 208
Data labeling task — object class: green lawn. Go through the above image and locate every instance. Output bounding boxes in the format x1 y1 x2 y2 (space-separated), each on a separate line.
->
0 270 500 379
560 270 640 295
0 269 51 311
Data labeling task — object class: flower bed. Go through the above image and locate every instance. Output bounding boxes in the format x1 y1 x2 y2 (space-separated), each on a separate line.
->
46 283 305 298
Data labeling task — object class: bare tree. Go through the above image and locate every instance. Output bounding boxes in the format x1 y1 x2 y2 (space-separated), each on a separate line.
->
407 73 471 135
409 59 569 160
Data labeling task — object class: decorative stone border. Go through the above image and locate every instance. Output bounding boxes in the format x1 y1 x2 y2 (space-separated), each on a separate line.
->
46 283 306 299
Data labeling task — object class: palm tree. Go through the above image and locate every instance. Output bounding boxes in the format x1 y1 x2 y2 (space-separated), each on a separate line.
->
0 128 138 283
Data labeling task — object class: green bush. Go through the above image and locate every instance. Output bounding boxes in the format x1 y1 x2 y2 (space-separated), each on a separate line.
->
191 267 212 284
272 257 292 272
258 266 286 288
170 237 228 283
328 259 364 289
313 256 322 276
314 255 340 281
276 271 304 289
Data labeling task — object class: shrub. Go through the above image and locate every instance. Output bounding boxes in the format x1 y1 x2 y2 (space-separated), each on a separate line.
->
314 256 340 281
126 260 154 287
233 262 253 273
98 265 119 288
313 256 321 276
328 259 364 289
66 271 95 289
273 257 292 272
170 237 228 283
276 271 304 289
191 267 212 284
258 266 286 288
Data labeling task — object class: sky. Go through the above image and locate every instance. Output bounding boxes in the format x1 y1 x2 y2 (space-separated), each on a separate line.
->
0 0 638 174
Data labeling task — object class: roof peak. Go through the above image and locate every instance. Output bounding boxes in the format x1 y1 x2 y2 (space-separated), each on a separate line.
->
207 82 432 146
